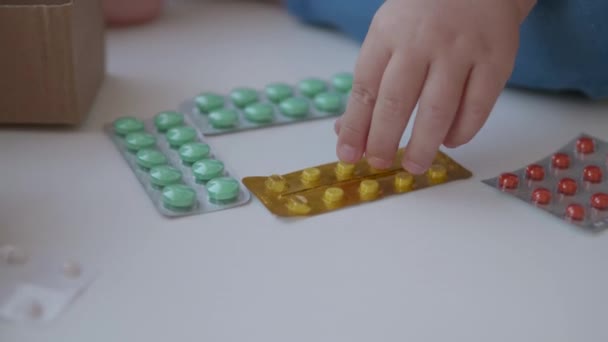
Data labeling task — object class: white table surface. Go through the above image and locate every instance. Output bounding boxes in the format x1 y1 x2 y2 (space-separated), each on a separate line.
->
2 1 608 341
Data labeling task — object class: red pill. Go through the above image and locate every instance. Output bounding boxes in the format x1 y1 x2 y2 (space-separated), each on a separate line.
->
498 173 519 190
565 204 585 221
576 137 595 154
590 193 608 210
526 164 545 181
558 178 577 196
531 188 551 205
552 153 570 169
583 165 602 183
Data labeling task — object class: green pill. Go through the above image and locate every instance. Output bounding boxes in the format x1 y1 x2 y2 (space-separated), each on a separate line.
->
206 177 240 203
332 73 353 93
136 149 167 169
298 78 327 98
166 126 197 148
149 165 182 187
265 83 293 103
192 159 225 182
209 108 239 128
114 117 144 136
195 92 225 113
125 132 156 151
155 111 184 131
313 92 343 113
230 88 259 108
244 102 274 124
279 97 309 118
162 184 197 210
179 142 210 163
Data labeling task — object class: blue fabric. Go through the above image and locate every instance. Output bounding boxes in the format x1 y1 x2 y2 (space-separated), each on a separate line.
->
285 0 608 99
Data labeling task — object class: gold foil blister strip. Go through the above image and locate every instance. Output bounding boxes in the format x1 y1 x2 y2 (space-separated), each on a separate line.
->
243 149 472 217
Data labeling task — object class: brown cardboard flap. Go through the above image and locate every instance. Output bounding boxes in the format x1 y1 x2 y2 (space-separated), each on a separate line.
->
0 0 105 124
72 0 105 120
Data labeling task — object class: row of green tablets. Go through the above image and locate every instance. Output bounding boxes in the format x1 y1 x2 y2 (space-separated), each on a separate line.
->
108 113 250 217
180 73 353 135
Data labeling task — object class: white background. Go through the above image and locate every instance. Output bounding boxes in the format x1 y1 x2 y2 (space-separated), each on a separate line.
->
2 1 608 341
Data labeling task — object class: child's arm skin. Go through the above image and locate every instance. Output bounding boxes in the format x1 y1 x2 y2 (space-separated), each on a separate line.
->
336 0 537 173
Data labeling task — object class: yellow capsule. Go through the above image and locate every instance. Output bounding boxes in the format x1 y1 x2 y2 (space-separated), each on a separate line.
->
434 153 448 163
265 174 287 192
368 166 386 174
301 167 321 184
427 164 448 184
335 162 355 180
394 172 414 192
367 158 393 173
286 195 311 215
359 179 380 200
323 187 344 205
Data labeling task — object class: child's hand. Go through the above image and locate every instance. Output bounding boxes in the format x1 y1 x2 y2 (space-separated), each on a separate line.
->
335 0 536 173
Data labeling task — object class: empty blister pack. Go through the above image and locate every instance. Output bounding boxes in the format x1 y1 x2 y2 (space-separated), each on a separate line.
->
0 245 95 324
106 112 250 217
482 133 608 232
178 73 353 136
243 149 472 217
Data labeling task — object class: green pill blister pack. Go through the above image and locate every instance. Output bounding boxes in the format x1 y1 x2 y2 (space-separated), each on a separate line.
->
106 113 251 217
179 73 353 136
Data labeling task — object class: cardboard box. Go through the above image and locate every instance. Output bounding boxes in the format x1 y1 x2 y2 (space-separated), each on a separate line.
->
0 0 105 125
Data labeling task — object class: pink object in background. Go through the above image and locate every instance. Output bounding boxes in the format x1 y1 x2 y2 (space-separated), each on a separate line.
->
101 0 164 26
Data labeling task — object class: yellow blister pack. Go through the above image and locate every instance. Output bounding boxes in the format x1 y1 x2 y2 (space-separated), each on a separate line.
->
243 149 472 217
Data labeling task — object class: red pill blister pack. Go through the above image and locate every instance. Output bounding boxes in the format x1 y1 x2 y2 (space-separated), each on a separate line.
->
482 134 608 232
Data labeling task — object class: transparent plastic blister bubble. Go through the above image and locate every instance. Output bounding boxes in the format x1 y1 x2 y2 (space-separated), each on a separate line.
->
482 133 608 232
179 73 353 136
105 112 251 217
0 245 95 324
243 149 472 217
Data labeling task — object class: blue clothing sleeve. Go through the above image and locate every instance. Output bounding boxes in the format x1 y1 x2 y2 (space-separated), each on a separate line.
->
285 0 383 42
285 0 608 99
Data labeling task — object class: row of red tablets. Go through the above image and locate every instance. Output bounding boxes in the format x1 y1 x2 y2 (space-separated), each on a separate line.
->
499 164 603 189
497 177 608 221
529 191 608 221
